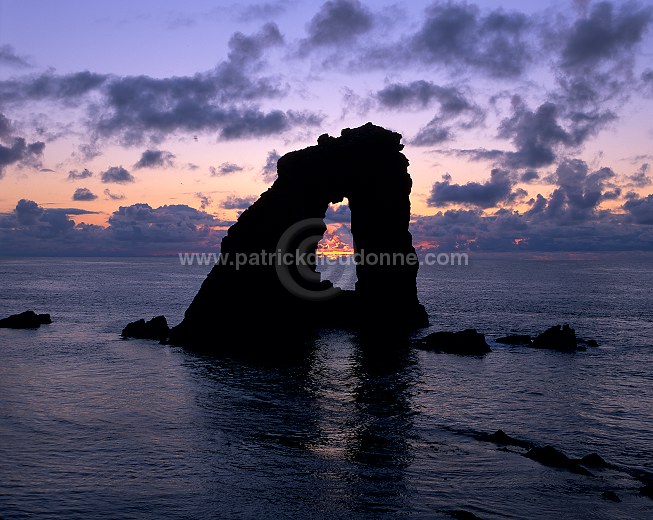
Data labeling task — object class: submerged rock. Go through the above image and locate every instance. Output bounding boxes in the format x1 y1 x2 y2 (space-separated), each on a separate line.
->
576 452 612 468
532 325 582 352
495 334 532 345
416 329 491 356
601 490 621 502
0 310 52 329
475 429 533 449
524 445 593 476
122 316 170 342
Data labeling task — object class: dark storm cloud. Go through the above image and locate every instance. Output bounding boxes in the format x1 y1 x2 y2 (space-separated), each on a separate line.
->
409 3 532 78
520 170 540 182
624 194 653 224
262 149 280 182
72 188 98 201
304 0 373 48
560 1 653 69
103 189 125 200
67 168 93 181
210 162 244 176
411 122 452 146
0 44 31 68
133 149 176 169
427 169 515 208
100 166 135 184
628 163 652 187
221 195 257 209
0 136 46 178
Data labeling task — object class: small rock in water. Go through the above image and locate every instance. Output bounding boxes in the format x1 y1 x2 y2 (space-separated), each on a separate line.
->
532 324 581 352
495 334 532 345
524 445 593 476
416 329 491 356
122 315 170 342
0 310 52 329
476 429 533 449
601 490 621 502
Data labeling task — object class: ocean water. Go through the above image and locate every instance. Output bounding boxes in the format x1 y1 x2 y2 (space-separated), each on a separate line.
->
1 255 652 519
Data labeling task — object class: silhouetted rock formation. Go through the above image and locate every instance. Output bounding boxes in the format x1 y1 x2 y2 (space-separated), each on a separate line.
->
122 316 169 342
575 453 612 469
416 329 491 356
495 334 532 345
524 445 593 476
532 324 582 351
0 311 51 329
168 123 428 349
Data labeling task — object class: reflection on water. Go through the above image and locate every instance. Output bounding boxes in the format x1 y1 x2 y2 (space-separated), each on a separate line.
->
1 257 653 518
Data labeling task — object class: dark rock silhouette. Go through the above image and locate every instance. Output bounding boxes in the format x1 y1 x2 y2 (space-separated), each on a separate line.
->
601 490 621 503
495 334 532 345
475 429 533 449
578 338 599 348
122 316 169 342
416 329 491 356
0 311 52 329
575 453 612 469
524 445 593 476
448 510 482 519
532 324 583 352
168 123 428 349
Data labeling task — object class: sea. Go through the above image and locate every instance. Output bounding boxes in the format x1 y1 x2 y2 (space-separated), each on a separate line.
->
1 254 652 519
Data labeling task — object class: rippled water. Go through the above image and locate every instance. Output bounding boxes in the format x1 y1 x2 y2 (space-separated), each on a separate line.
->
1 255 652 519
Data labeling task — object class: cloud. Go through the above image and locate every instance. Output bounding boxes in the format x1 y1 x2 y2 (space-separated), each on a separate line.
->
325 204 351 223
103 188 125 200
624 194 653 224
235 1 288 22
221 195 257 209
303 0 373 48
262 149 280 182
0 44 31 68
560 1 653 70
0 113 11 139
0 71 108 105
72 188 98 201
409 3 532 78
67 168 93 181
210 162 244 176
195 192 212 210
427 169 515 208
628 163 652 187
100 166 135 184
376 81 484 145
134 149 176 169
0 25 321 145
0 136 46 178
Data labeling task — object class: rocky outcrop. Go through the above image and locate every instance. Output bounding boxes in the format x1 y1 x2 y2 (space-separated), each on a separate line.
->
532 324 581 351
122 316 169 342
416 329 491 356
474 429 533 449
168 123 428 350
524 445 593 476
0 311 52 329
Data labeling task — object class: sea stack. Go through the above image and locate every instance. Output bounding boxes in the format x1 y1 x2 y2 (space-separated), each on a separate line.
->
169 123 428 349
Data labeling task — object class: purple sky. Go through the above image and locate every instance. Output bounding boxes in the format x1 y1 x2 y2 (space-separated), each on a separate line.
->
1 0 653 255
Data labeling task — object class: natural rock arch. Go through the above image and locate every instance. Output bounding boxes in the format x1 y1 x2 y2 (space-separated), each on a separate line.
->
169 123 428 349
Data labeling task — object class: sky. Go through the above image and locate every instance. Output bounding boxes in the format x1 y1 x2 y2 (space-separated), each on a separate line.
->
1 0 653 255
